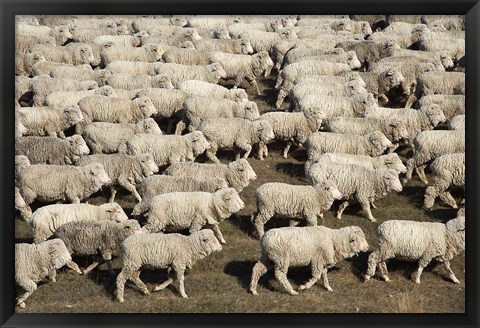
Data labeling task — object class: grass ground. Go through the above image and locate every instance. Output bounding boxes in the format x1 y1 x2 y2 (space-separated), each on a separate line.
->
15 74 465 313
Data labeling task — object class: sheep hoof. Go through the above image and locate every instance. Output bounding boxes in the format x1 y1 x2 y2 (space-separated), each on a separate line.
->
384 277 391 282
336 215 342 220
369 217 377 223
250 289 258 296
363 275 371 282
326 287 333 292
180 293 189 298
289 290 299 296
298 285 306 290
18 302 26 309
452 278 460 284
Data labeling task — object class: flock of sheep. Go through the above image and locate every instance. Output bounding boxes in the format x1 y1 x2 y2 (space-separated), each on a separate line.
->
14 14 465 310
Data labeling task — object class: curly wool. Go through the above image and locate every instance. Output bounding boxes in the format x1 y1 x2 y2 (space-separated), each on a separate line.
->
178 80 248 103
17 23 72 45
335 40 397 68
16 52 46 76
249 225 368 295
418 36 464 61
164 158 257 193
416 71 465 97
105 61 162 76
193 38 253 54
417 95 465 120
154 63 226 87
82 119 162 154
294 51 362 70
31 61 73 76
162 48 210 65
49 65 112 85
16 34 56 54
31 77 98 106
289 79 366 105
30 43 96 66
295 92 376 117
358 68 405 101
281 47 345 69
141 29 202 47
448 115 465 131
100 44 164 65
239 29 297 53
45 86 116 110
15 135 90 165
133 88 188 119
30 202 128 243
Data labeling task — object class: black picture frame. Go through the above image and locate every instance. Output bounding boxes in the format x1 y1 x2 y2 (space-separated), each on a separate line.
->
1 1 479 327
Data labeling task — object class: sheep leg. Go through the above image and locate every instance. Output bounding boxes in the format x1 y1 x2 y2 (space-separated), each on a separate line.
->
321 268 333 291
211 224 226 244
254 211 270 238
250 79 262 96
371 201 378 209
131 270 149 295
443 260 460 284
173 265 188 298
257 142 266 160
438 191 458 209
364 250 379 281
412 256 432 284
274 264 298 295
415 165 429 185
403 158 415 184
205 144 220 164
83 261 101 275
235 141 252 159
66 260 82 274
336 201 349 219
118 177 142 202
48 269 57 282
378 262 390 282
275 89 287 108
17 279 37 307
153 278 173 292
249 255 272 295
109 186 118 203
359 198 376 222
282 142 292 159
305 215 318 226
174 120 186 135
289 219 300 227
298 262 321 290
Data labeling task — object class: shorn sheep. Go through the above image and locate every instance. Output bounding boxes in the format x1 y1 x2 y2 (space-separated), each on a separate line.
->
424 152 465 209
164 159 257 193
252 181 342 237
364 217 465 284
115 229 222 302
249 226 369 295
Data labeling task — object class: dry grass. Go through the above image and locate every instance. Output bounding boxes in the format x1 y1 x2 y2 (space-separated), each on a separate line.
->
14 73 465 314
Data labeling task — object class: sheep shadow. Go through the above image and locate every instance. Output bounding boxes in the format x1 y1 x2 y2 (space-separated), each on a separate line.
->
275 162 305 179
349 251 371 282
426 208 458 223
401 186 426 208
223 260 257 290
228 214 256 237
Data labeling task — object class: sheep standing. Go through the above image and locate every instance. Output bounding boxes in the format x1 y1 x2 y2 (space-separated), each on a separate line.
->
178 80 249 103
364 217 465 284
54 220 142 274
115 229 222 302
198 118 274 163
154 62 227 87
15 135 90 165
306 162 403 222
45 86 117 110
105 61 163 76
335 39 398 69
239 28 298 53
119 131 210 167
162 48 210 65
424 153 465 209
16 52 45 76
100 43 164 65
253 181 342 237
75 153 159 202
30 202 128 243
82 119 162 154
15 239 82 308
358 68 405 103
105 73 174 91
417 95 465 121
448 115 465 131
164 159 257 193
415 71 465 97
249 226 369 295
143 188 244 244
31 77 98 106
30 43 96 66
193 38 254 54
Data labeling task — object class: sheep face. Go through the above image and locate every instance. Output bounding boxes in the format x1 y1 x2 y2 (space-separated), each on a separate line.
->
84 162 111 186
347 227 369 256
194 229 223 253
361 22 373 36
423 186 437 209
422 104 447 126
445 216 465 252
389 120 409 142
454 81 465 95
179 41 195 49
232 89 248 103
184 29 202 41
26 52 46 67
153 75 174 89
133 31 149 46
384 68 405 89
15 188 28 209
144 44 163 61
383 153 407 173
54 25 73 45
316 180 342 200
46 239 73 270
368 131 393 152
242 102 260 120
208 63 227 80
457 207 465 217
64 105 84 125
279 28 298 39
411 25 429 43
76 46 96 65
216 188 245 214
101 202 129 222
137 153 159 176
239 39 254 54
211 27 231 40
134 97 158 117
356 92 377 109
346 79 367 96
188 131 211 157
384 169 403 192
122 220 143 236
254 51 274 77
16 121 28 137
230 158 257 181
97 85 117 97
80 80 98 90
438 51 454 69
139 118 162 135
281 17 296 28
15 155 31 168
254 120 275 143
211 177 229 190
345 51 362 69
66 135 90 158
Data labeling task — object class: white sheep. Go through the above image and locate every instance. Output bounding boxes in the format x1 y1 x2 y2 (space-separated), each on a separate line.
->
417 95 465 121
16 52 45 76
253 181 342 237
16 34 56 54
105 73 174 91
15 186 32 222
164 158 257 193
187 15 242 29
100 43 164 65
115 229 222 302
178 80 249 103
15 135 90 165
132 176 229 216
30 202 128 243
249 225 369 295
140 29 202 47
29 43 96 66
364 217 465 284
228 20 284 38
154 62 227 87
306 161 403 222
416 71 465 97
119 131 211 167
82 119 162 154
293 51 362 71
17 23 73 46
193 38 254 54
335 39 399 69
105 61 163 76
389 49 454 70
405 130 465 184
49 65 112 85
162 48 210 65
44 86 116 110
418 35 464 61
15 239 81 308
421 15 464 30
258 107 326 159
75 153 159 202
17 162 111 206
424 152 465 209
239 28 298 53
198 118 275 163
358 68 405 103
447 115 465 131
31 76 98 106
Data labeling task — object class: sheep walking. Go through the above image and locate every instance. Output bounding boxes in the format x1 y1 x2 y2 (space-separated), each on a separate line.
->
364 217 465 284
249 226 368 295
178 80 249 103
115 229 222 302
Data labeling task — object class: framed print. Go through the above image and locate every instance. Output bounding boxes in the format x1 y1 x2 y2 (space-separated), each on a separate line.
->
1 0 479 327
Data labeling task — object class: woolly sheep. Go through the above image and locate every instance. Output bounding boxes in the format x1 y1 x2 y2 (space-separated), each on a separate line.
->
424 152 465 209
416 95 465 121
154 62 227 87
93 31 150 47
390 49 454 70
105 73 174 91
228 20 284 38
365 217 465 284
239 29 298 53
31 61 74 77
418 35 464 61
100 43 164 65
373 55 446 75
177 96 260 134
306 131 392 162
132 17 188 31
49 65 112 85
415 72 465 97
208 51 274 95
15 75 35 103
17 23 73 46
405 130 465 184
16 104 84 138
105 61 163 76
162 48 210 65
30 43 96 66
17 162 111 206
15 186 32 222
115 229 222 302
143 188 244 244
30 202 128 243
140 29 202 47
54 219 142 275
119 131 210 167
193 38 254 55
306 162 402 221
15 239 81 308
187 15 243 29
335 40 399 69
253 181 342 237
358 68 405 103
45 86 116 110
75 153 159 202
164 159 257 193
31 76 98 106
324 117 409 151
448 115 465 131
82 119 162 154
16 34 56 54
70 25 129 43
249 225 369 295
421 15 464 31
76 96 158 132
198 118 274 163
293 51 362 71
15 155 31 183
281 47 345 69
15 52 45 76
132 176 228 216
258 107 326 159
15 135 90 165
178 80 249 103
